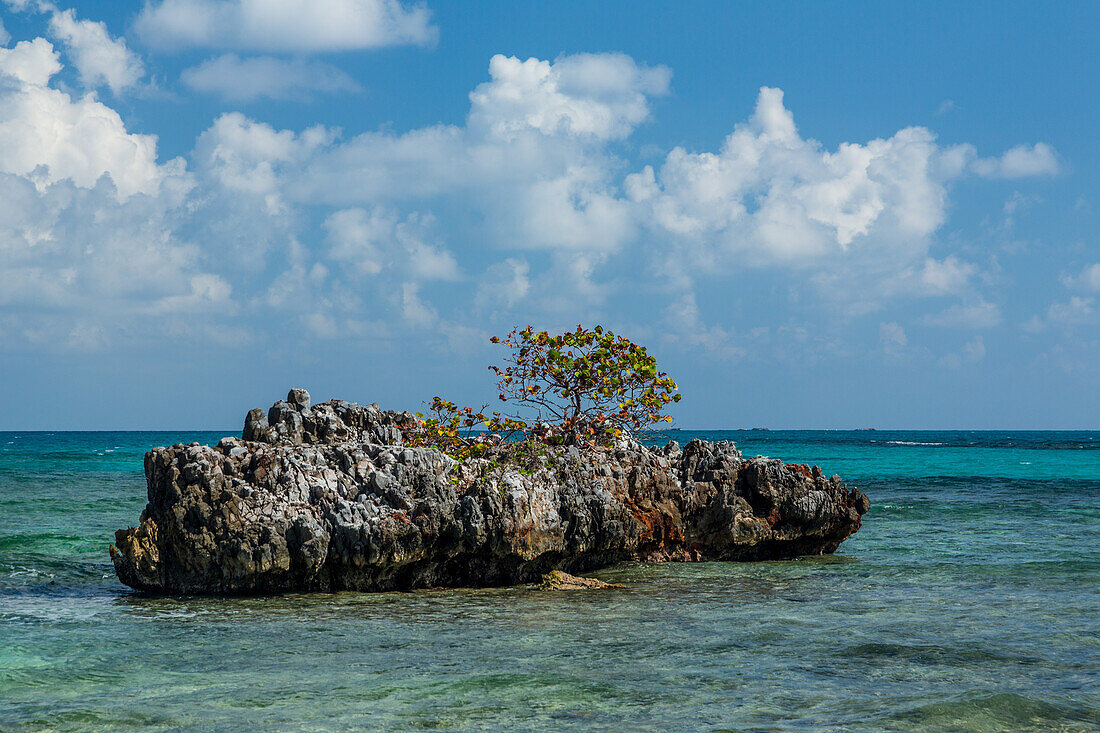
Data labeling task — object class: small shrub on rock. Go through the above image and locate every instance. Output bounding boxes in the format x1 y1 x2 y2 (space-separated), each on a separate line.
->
405 325 681 455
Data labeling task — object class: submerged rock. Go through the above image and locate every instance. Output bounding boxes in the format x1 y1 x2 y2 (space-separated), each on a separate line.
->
538 570 623 590
111 389 869 595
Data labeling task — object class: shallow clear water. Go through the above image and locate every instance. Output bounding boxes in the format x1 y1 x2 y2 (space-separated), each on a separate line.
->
1 430 1098 731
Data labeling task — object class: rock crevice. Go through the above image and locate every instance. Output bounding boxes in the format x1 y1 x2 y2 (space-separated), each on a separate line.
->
111 390 869 595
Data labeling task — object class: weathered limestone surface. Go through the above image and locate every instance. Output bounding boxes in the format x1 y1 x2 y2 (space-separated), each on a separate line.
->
111 390 869 595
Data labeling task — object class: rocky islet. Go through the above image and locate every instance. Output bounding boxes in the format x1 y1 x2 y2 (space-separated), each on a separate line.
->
111 389 869 594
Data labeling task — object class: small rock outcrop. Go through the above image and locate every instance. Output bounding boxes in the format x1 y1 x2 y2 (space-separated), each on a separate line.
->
538 570 623 590
111 390 869 595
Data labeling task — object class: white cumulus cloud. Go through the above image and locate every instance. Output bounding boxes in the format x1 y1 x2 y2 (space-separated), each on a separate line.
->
135 0 437 52
324 206 459 281
972 143 1060 178
3 1 146 93
0 36 62 85
294 53 668 255
0 171 217 317
194 112 335 212
0 38 168 198
0 27 236 350
618 87 1061 319
47 7 145 93
0 38 1070 357
467 53 670 142
197 60 1062 334
624 87 973 269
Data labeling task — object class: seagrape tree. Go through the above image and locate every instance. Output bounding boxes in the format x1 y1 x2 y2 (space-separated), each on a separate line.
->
406 325 681 455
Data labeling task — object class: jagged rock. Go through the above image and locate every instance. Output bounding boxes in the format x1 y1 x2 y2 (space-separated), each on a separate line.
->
287 388 310 411
538 570 623 590
110 391 869 595
240 389 407 447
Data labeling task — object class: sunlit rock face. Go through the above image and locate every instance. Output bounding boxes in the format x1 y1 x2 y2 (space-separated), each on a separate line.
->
111 390 869 595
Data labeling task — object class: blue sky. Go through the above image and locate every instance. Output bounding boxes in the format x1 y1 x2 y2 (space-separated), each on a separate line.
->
0 0 1096 429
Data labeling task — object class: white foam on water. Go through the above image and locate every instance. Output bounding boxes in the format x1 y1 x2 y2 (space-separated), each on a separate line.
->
0 596 110 622
9 566 56 580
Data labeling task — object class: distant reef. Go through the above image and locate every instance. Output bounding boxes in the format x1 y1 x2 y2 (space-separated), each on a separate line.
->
110 390 869 595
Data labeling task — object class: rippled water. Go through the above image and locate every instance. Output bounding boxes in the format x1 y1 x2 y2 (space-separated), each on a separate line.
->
2 430 1098 731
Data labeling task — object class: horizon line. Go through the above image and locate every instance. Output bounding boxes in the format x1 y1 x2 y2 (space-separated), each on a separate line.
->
1 427 1098 433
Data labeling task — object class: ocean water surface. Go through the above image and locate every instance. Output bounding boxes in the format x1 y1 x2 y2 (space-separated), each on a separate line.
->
1 430 1098 731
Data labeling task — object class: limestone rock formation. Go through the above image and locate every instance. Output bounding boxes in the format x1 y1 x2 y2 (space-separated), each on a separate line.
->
111 389 869 595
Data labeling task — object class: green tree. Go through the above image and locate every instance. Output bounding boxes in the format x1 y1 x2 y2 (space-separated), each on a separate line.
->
405 325 681 453
489 325 680 445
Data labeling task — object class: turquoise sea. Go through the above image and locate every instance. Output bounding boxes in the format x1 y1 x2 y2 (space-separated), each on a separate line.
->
1 430 1098 731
